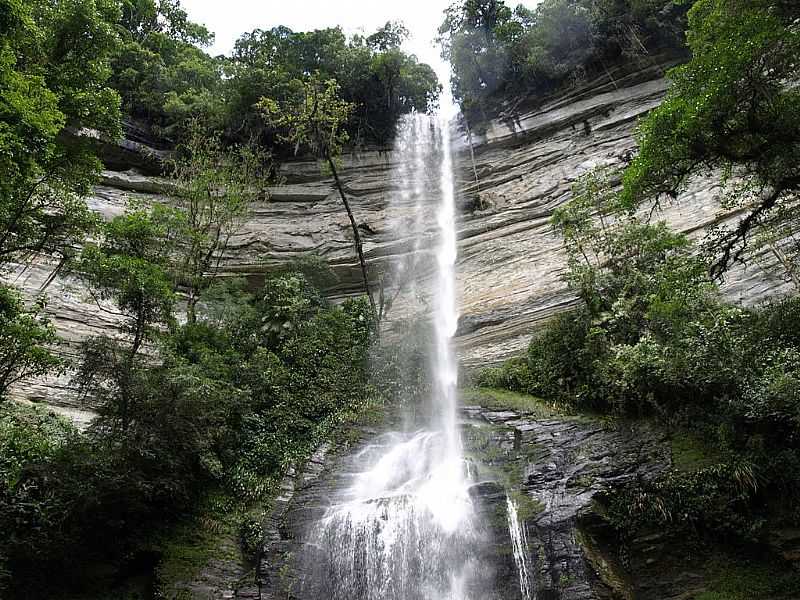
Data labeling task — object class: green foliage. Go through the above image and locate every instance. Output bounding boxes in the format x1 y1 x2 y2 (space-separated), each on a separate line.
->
0 262 376 594
371 318 432 407
620 0 800 275
492 170 800 546
604 460 764 539
167 124 268 322
259 272 324 344
260 73 379 323
0 403 75 491
110 0 221 137
475 356 534 394
226 24 439 148
0 0 121 266
439 0 690 111
0 403 77 590
73 207 177 355
238 516 263 562
260 74 354 160
0 286 61 401
461 387 562 419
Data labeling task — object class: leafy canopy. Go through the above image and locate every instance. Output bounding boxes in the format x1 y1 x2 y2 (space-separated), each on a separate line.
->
0 0 122 265
620 0 800 276
0 287 61 402
226 23 439 148
166 124 268 323
260 74 354 159
439 0 690 112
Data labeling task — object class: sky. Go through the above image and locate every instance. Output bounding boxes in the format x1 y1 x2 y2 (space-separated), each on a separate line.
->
181 0 541 84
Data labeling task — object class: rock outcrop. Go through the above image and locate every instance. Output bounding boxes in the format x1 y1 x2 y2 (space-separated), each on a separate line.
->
6 56 791 416
231 398 687 600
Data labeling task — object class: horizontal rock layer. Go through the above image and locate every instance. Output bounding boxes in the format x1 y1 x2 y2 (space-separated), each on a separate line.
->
6 57 791 413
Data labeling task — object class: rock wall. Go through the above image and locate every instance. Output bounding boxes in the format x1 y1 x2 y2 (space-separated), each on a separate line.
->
6 56 791 416
236 399 682 600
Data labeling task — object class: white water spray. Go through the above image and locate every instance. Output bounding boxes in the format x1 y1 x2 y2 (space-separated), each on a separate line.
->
507 495 534 600
300 98 484 599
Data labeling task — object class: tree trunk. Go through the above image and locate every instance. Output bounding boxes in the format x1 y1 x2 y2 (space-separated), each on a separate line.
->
326 155 379 326
186 291 197 325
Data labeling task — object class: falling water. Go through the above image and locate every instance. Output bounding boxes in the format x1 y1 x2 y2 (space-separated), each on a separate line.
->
507 495 534 600
299 101 488 599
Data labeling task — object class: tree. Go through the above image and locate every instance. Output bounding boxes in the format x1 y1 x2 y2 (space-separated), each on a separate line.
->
168 125 267 324
0 287 61 402
260 75 379 323
74 207 177 358
0 0 121 403
620 0 800 277
439 0 690 111
225 24 439 148
438 0 513 107
0 0 122 267
111 0 222 138
72 207 178 431
366 21 410 51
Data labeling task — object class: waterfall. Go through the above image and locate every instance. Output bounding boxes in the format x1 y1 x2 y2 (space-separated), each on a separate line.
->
298 89 534 600
506 495 534 600
299 102 489 599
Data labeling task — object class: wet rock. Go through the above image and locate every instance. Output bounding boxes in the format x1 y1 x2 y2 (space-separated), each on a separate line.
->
464 406 669 600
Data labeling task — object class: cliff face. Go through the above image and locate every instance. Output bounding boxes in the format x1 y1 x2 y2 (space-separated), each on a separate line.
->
5 58 790 416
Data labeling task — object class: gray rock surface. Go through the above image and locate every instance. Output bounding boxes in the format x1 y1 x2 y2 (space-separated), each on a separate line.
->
462 401 669 600
5 57 791 417
231 400 670 600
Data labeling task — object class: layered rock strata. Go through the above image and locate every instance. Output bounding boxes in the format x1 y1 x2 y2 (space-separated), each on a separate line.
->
7 57 791 415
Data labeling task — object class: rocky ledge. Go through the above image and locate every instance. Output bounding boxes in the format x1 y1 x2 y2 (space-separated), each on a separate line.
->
214 399 671 600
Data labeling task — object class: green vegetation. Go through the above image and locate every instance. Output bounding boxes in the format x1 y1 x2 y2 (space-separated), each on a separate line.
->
110 2 439 145
439 0 691 114
620 0 800 277
0 289 62 400
0 2 440 594
484 171 800 542
227 21 439 148
479 0 800 558
694 556 800 600
261 74 378 321
110 0 219 138
1 0 120 265
165 126 268 323
461 386 563 419
2 0 797 595
670 433 720 472
0 262 375 595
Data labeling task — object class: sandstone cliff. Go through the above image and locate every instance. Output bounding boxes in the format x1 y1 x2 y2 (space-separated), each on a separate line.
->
5 57 790 418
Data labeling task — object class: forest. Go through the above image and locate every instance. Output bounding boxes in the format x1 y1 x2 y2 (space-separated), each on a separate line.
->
1 0 799 598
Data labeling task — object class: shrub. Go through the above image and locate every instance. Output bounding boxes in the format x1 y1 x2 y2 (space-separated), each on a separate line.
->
239 516 264 562
476 357 533 394
0 287 62 401
0 269 377 595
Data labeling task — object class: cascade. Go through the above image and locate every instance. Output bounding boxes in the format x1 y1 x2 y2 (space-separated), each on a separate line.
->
506 495 534 600
298 94 532 600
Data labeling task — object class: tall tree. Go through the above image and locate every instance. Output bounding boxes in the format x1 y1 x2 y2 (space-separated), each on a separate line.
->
0 0 122 266
0 0 122 398
168 125 267 323
260 75 378 323
111 0 222 138
72 206 178 431
620 0 800 276
74 207 177 359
